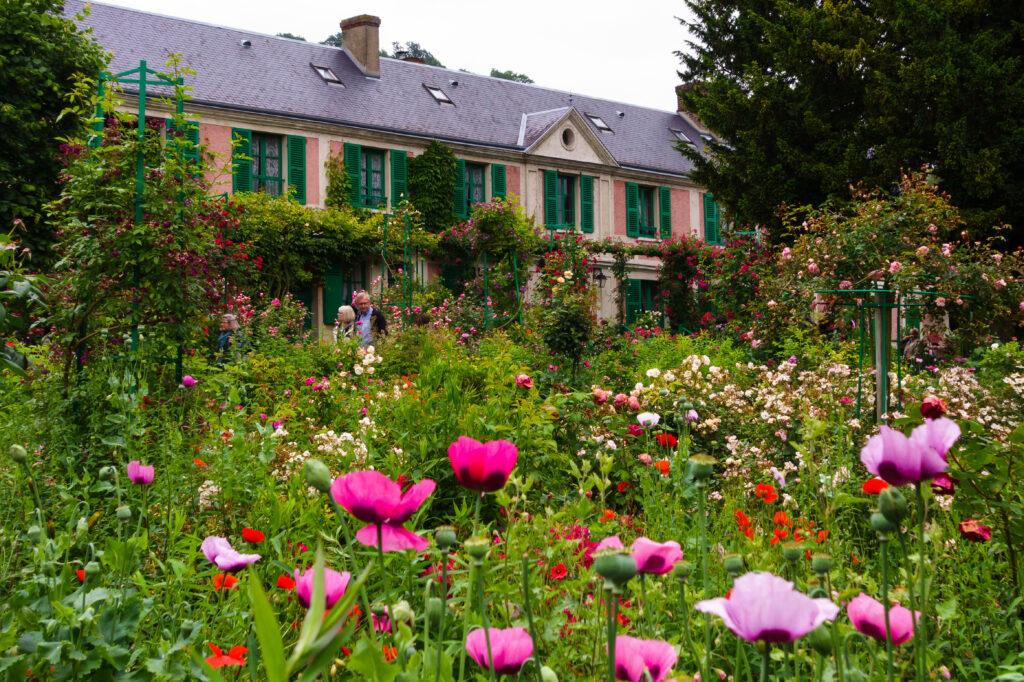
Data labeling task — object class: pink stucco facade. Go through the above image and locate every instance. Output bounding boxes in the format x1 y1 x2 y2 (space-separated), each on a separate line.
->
505 165 521 199
671 188 690 239
613 180 626 236
201 123 234 196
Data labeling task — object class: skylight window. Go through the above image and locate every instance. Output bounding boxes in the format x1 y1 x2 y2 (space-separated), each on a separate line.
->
671 129 695 145
311 64 343 85
587 114 612 132
700 133 715 143
424 85 453 104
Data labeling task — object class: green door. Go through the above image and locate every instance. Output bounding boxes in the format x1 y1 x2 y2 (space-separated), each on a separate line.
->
323 264 365 327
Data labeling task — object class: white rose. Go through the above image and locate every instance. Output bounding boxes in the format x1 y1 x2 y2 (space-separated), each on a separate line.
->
645 368 661 378
354 365 364 375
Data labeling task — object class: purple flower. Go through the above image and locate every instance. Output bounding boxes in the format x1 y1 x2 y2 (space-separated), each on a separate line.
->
465 626 533 675
613 635 677 682
127 460 154 485
201 536 261 571
331 471 435 552
847 593 918 646
630 537 683 574
695 572 839 642
860 418 959 486
686 409 699 423
292 565 351 608
181 375 197 387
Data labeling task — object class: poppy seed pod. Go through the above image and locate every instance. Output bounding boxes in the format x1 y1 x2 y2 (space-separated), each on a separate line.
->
673 560 694 579
870 511 899 534
116 505 132 522
465 536 489 560
807 624 834 655
540 665 559 682
782 543 803 564
304 458 333 494
593 550 638 589
811 554 832 574
435 525 457 550
724 553 745 575
9 444 28 464
878 487 908 525
688 454 716 480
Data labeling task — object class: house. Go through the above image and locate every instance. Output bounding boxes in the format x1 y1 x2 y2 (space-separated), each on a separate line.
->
68 1 725 333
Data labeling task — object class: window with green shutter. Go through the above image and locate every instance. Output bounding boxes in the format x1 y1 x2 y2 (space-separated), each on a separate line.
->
638 186 656 237
465 162 485 211
166 120 200 167
659 186 672 239
359 148 385 207
625 278 642 325
626 278 662 326
543 170 558 226
251 133 283 197
491 164 506 199
704 193 722 245
287 135 306 204
231 128 252 193
390 149 407 206
543 170 575 227
625 182 639 237
580 174 594 233
343 142 361 205
453 158 466 217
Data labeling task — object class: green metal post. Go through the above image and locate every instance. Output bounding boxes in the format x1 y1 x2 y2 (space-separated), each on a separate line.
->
483 251 491 332
857 305 866 420
511 252 523 325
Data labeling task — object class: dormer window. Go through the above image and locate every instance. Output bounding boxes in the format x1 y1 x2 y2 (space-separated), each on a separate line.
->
311 64 343 85
424 85 453 105
587 114 612 132
671 129 695 146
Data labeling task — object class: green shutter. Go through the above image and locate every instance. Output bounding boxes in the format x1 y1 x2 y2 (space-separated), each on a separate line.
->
453 158 466 217
287 135 306 204
166 120 200 166
491 163 506 199
625 182 639 237
343 143 361 205
704 193 719 244
391 149 407 207
232 128 252 193
659 186 672 239
543 170 557 226
580 174 594 233
626 278 642 325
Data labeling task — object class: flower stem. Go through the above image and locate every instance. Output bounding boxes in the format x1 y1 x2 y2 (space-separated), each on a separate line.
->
476 558 496 682
521 554 544 681
639 573 648 639
914 484 929 682
760 644 770 682
698 481 712 682
607 585 619 682
457 558 475 682
880 535 895 681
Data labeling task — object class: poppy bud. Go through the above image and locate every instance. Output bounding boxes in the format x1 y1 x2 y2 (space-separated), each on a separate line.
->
807 625 833 656
84 561 101 579
435 525 457 549
688 455 715 481
782 543 803 564
425 597 444 629
870 511 898 534
75 516 89 540
879 487 908 525
723 553 745 575
465 536 489 560
116 505 132 522
304 459 333 494
27 524 43 544
98 466 115 481
811 553 831 574
593 550 637 589
391 600 414 624
9 444 28 464
541 666 559 682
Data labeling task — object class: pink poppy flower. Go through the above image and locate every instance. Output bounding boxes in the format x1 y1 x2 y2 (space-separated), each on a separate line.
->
859 418 959 486
959 519 992 542
127 460 154 485
465 626 533 675
181 375 197 387
331 471 435 552
613 635 678 682
630 537 683 575
695 571 839 642
447 436 518 492
596 535 624 551
847 593 918 645
201 536 261 571
292 566 351 608
515 374 533 389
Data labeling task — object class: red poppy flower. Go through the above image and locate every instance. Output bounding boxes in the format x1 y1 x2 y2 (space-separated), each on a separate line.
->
772 511 792 527
212 574 238 591
743 527 755 540
193 458 208 468
205 644 247 668
276 575 296 590
76 569 85 582
383 645 398 663
655 459 670 476
600 509 616 523
816 530 829 543
655 433 678 447
241 528 265 543
734 510 751 529
616 481 630 493
550 563 568 580
755 483 778 503
862 478 889 494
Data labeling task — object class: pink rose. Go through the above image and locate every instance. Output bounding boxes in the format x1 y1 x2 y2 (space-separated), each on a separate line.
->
592 388 610 406
515 374 534 389
889 261 903 274
839 280 852 290
613 393 628 406
807 262 819 274
627 396 641 411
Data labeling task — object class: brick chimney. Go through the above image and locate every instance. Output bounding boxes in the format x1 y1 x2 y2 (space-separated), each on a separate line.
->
675 83 714 136
340 14 381 78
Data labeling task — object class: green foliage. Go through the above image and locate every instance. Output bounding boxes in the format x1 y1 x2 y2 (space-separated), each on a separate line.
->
678 0 1024 242
0 0 108 261
531 247 595 380
323 149 352 211
385 41 444 67
319 31 343 47
274 32 305 41
489 68 533 83
0 223 47 374
407 140 458 233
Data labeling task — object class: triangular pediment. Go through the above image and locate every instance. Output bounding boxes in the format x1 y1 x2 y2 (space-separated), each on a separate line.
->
519 107 618 166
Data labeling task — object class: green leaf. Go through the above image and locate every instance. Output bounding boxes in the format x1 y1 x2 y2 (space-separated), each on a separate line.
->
247 566 287 682
935 597 958 620
347 636 399 682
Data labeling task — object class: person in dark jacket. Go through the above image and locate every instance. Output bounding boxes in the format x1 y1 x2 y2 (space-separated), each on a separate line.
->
217 313 241 365
353 291 388 347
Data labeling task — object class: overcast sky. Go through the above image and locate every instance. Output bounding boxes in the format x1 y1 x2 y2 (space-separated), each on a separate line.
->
97 0 697 112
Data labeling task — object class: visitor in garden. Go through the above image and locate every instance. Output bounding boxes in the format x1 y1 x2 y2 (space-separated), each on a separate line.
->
217 313 241 365
334 305 356 343
353 291 387 347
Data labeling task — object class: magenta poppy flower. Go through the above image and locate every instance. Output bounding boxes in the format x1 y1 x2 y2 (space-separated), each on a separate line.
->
181 375 197 387
331 471 435 552
613 635 678 682
447 436 518 492
293 566 351 608
596 535 624 551
465 626 534 675
630 537 683 575
200 535 261 571
959 519 992 542
846 593 918 646
695 572 839 643
859 418 959 486
127 460 154 485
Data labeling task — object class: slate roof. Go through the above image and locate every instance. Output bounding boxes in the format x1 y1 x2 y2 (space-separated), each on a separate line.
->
68 0 705 178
